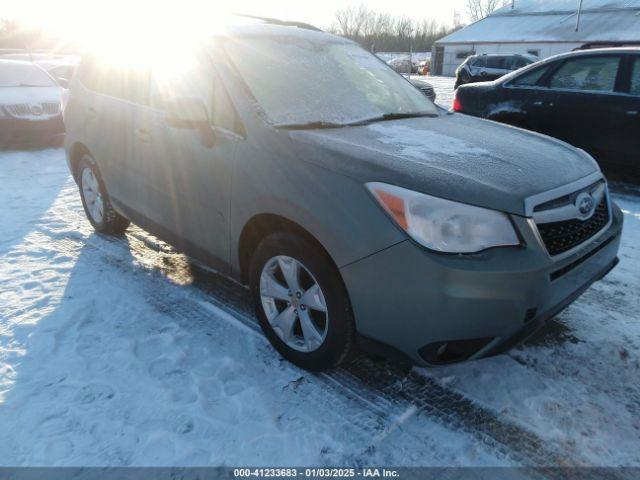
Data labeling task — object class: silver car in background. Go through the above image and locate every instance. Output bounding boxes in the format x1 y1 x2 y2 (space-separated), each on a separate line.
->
0 59 64 146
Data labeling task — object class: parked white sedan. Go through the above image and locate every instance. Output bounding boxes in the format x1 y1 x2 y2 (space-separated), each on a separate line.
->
0 59 64 147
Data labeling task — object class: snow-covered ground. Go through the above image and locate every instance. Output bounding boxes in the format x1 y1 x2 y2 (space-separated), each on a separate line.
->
0 150 510 467
418 75 457 108
0 77 639 469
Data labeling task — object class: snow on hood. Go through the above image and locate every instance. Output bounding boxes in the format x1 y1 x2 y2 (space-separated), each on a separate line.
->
368 123 492 159
290 114 600 217
0 86 61 106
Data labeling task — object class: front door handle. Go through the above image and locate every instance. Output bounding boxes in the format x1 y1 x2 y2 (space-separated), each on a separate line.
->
533 101 554 107
626 110 639 118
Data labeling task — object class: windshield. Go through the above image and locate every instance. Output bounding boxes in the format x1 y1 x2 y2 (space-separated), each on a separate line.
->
224 36 438 126
0 62 55 87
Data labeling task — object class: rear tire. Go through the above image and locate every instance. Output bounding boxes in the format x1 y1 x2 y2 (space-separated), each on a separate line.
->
249 232 355 371
77 154 130 235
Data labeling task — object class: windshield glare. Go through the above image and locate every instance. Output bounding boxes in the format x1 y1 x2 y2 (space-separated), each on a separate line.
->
0 62 55 87
224 37 438 126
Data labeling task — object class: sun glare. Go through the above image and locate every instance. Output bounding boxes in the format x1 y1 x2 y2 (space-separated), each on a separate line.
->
13 0 250 76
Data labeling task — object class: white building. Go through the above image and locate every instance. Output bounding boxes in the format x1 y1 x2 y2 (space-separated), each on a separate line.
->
432 0 640 76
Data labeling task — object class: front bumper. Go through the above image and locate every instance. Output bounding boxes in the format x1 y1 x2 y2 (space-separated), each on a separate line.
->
0 115 65 147
340 203 624 366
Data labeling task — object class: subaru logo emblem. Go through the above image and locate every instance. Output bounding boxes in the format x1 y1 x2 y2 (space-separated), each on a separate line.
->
30 104 43 116
576 193 595 217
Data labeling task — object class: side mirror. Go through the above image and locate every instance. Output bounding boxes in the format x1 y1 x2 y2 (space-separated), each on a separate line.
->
164 96 210 128
163 96 215 147
57 77 70 88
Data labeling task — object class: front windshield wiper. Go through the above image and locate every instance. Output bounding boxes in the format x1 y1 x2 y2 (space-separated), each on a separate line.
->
353 111 439 125
278 111 438 130
277 120 350 130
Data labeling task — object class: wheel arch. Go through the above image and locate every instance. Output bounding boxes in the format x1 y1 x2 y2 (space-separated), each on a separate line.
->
68 142 93 182
237 213 340 286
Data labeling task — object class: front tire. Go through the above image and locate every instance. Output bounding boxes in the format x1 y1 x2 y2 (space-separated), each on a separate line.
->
77 155 130 235
249 233 355 371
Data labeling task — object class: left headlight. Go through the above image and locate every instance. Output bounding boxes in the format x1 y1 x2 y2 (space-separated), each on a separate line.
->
367 182 520 253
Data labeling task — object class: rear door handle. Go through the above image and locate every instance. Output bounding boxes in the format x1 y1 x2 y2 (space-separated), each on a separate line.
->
626 110 639 118
87 106 97 117
533 101 554 107
135 128 151 143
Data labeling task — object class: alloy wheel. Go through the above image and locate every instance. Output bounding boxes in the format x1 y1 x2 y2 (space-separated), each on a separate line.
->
259 255 329 352
81 167 104 224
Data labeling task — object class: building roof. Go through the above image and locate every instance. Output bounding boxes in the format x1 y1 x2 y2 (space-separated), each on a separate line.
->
437 0 640 44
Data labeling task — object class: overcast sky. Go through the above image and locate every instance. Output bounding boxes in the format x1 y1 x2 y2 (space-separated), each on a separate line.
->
3 0 470 31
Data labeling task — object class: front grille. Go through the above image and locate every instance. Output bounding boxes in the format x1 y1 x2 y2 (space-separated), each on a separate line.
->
42 102 60 114
536 196 610 256
5 103 30 116
4 102 60 117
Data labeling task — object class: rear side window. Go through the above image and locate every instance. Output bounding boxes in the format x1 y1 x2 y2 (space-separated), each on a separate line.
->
77 55 149 105
550 56 620 92
486 56 507 69
630 57 640 96
510 65 550 87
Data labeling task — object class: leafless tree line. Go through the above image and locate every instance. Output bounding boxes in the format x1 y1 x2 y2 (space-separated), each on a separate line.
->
0 19 79 52
466 0 511 22
329 6 462 53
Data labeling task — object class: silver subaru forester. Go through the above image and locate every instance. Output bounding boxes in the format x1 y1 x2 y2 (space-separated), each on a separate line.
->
64 18 622 371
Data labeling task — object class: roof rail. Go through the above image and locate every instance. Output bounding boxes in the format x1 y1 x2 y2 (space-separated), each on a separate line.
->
234 14 322 32
574 41 640 51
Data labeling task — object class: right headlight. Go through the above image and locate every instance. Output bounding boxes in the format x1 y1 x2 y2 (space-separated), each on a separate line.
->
367 182 520 254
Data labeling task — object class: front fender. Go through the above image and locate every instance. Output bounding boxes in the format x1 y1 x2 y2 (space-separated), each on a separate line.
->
229 157 406 277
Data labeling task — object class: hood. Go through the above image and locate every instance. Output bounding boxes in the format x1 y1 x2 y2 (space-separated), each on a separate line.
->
290 113 600 217
0 86 61 105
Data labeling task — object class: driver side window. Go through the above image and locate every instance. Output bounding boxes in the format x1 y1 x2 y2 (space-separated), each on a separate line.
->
510 65 550 87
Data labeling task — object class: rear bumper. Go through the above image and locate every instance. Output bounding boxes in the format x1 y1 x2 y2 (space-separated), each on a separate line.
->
0 116 65 147
341 203 623 366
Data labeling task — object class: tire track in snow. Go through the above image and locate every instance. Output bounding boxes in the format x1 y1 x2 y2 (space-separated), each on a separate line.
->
36 197 628 477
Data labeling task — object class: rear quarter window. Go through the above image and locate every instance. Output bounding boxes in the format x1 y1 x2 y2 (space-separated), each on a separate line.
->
76 54 149 105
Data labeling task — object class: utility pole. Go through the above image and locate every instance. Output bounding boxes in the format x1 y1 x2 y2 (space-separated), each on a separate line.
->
575 0 584 32
409 45 413 76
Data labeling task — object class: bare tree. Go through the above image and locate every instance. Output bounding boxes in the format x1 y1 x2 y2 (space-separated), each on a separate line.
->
330 6 460 53
465 0 509 22
333 5 371 39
